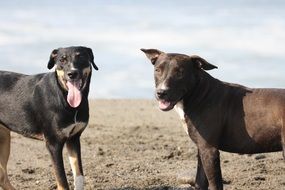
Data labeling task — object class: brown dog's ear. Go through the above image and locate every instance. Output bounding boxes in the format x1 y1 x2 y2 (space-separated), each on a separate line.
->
86 48 98 70
191 55 218 70
141 48 164 65
47 49 58 69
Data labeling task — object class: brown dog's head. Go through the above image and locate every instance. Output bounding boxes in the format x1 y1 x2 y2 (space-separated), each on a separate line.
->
47 46 98 108
141 48 217 111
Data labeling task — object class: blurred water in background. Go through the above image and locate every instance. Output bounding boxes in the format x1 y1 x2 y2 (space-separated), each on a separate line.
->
0 0 284 98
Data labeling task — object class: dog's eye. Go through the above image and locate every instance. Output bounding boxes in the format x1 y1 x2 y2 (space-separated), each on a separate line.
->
77 54 83 58
60 55 67 63
155 68 161 73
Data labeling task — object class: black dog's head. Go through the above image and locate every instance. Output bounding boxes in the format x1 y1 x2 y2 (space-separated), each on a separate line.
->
47 46 98 108
141 48 217 111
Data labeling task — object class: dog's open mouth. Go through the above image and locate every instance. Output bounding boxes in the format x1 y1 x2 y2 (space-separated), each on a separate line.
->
158 100 176 111
66 80 84 108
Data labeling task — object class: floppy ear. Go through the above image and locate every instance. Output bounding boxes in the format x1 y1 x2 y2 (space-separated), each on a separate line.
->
191 55 218 70
140 48 164 65
86 48 98 70
47 49 58 69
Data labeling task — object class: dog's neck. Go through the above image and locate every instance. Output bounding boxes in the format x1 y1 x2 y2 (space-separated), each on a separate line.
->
183 70 251 115
183 71 223 112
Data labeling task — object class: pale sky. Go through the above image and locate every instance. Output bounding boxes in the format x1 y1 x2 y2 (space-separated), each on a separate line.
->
0 0 285 98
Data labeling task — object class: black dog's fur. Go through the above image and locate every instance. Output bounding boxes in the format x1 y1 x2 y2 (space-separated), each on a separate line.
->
0 46 98 190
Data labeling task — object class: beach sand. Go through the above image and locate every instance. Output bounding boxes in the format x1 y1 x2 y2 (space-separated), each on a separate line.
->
7 100 285 189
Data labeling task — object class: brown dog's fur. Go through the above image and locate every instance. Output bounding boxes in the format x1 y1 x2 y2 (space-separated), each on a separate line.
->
142 48 285 190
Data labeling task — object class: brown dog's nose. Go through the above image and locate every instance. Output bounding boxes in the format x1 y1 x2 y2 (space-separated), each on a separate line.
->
157 89 168 99
67 70 79 80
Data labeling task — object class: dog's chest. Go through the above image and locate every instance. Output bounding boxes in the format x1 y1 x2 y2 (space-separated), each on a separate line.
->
174 101 189 135
61 111 87 138
62 122 87 138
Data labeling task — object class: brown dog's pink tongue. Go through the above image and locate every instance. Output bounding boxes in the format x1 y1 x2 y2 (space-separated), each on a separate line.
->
66 81 82 108
158 100 171 110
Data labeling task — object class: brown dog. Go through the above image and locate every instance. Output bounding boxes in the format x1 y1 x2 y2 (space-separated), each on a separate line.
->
141 48 285 190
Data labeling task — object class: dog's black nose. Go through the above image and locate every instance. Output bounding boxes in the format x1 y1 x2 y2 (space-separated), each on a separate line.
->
156 89 168 99
67 70 79 80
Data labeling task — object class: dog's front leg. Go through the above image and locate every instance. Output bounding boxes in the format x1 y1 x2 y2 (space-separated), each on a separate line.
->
66 134 84 190
195 150 209 190
199 147 223 190
46 140 69 190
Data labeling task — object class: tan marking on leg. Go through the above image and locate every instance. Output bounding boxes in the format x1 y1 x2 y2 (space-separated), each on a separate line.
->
0 125 15 190
50 159 67 190
68 154 84 190
56 184 65 190
68 155 80 176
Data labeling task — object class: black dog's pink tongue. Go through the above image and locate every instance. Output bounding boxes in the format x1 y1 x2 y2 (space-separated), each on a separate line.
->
66 81 82 108
158 100 171 110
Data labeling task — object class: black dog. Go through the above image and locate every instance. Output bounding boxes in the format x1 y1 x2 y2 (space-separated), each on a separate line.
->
141 48 285 190
0 46 98 190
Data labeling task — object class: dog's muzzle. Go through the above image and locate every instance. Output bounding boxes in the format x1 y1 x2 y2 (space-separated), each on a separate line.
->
66 69 88 108
57 68 90 108
155 89 176 111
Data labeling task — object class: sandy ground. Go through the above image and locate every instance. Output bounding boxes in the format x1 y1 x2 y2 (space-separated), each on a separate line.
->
5 100 285 190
